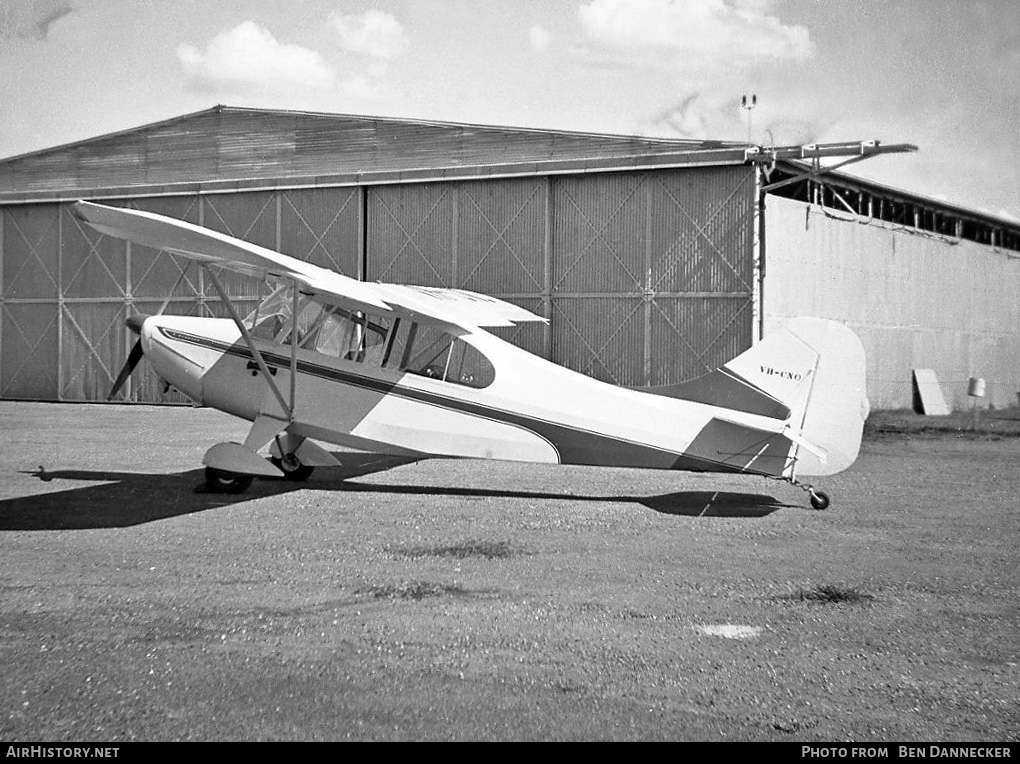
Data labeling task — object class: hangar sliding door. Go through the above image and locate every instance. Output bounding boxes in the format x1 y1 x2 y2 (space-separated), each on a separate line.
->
367 178 548 357
552 171 649 385
2 205 60 400
644 167 756 384
455 178 547 357
553 167 755 387
58 202 131 402
365 166 755 387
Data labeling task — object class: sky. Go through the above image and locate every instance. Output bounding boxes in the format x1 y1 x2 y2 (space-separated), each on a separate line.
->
1 0 1017 221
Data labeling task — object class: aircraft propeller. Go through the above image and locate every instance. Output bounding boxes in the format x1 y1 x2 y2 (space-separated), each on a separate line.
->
107 313 151 400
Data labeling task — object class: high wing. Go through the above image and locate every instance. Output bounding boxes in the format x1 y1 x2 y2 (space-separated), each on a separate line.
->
71 201 547 332
372 284 544 329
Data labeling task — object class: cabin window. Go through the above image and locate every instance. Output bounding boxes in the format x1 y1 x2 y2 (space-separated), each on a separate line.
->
405 324 454 379
305 307 389 362
292 300 329 349
401 324 494 388
445 339 495 388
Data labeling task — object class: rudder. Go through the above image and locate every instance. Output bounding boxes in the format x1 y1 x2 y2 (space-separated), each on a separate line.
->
724 318 869 477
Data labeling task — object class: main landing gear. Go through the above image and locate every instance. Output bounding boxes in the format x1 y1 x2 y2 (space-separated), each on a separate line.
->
204 450 316 493
204 467 254 494
202 430 339 494
270 452 315 481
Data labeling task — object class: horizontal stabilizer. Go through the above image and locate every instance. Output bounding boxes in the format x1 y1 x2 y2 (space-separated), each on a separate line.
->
782 425 828 464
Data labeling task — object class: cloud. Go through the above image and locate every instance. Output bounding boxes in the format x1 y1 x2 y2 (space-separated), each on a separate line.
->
641 93 743 140
577 0 814 69
638 92 828 145
338 74 392 103
330 10 408 59
1 0 75 40
760 117 825 147
324 10 408 102
176 21 335 94
529 25 552 51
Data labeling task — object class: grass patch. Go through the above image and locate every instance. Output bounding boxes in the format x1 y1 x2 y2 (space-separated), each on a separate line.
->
770 717 818 734
356 581 467 600
389 539 526 560
778 584 874 605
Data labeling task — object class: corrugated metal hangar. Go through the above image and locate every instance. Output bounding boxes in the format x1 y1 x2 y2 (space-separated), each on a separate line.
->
2 105 1018 409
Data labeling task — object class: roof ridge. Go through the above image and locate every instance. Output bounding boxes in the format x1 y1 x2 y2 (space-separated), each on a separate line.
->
0 104 740 164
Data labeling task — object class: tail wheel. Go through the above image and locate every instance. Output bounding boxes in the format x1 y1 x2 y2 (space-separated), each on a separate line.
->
270 453 315 482
205 467 254 494
768 476 833 512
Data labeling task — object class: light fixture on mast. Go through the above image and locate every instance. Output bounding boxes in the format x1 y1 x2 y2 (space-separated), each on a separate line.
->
741 94 757 146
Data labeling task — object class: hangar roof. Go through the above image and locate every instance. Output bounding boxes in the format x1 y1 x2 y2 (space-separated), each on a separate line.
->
0 104 755 199
0 104 1014 249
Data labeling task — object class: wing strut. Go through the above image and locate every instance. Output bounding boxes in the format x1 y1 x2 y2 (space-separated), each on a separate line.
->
202 264 293 422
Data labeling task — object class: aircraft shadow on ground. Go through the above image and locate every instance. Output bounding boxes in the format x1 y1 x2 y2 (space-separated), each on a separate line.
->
2 454 793 531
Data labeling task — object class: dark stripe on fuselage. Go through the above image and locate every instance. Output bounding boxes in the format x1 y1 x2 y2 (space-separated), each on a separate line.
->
633 368 791 420
159 327 785 476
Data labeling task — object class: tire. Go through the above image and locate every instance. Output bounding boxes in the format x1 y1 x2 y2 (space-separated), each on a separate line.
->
270 454 315 482
205 467 254 494
809 490 830 510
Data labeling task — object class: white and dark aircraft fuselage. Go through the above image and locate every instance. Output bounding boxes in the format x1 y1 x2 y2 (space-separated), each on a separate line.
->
76 200 868 508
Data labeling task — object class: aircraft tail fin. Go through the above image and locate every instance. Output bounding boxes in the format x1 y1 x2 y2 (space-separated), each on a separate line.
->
722 318 869 477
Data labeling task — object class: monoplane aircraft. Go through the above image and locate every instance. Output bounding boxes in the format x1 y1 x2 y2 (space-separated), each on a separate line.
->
73 201 868 509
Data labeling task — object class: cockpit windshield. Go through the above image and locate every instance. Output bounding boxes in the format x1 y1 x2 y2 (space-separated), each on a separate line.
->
245 286 291 341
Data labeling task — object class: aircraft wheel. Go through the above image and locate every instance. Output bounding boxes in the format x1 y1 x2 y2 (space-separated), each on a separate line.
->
205 467 254 494
270 454 315 481
809 490 830 510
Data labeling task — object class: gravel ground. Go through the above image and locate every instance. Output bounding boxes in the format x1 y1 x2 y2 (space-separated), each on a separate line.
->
0 402 1018 741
